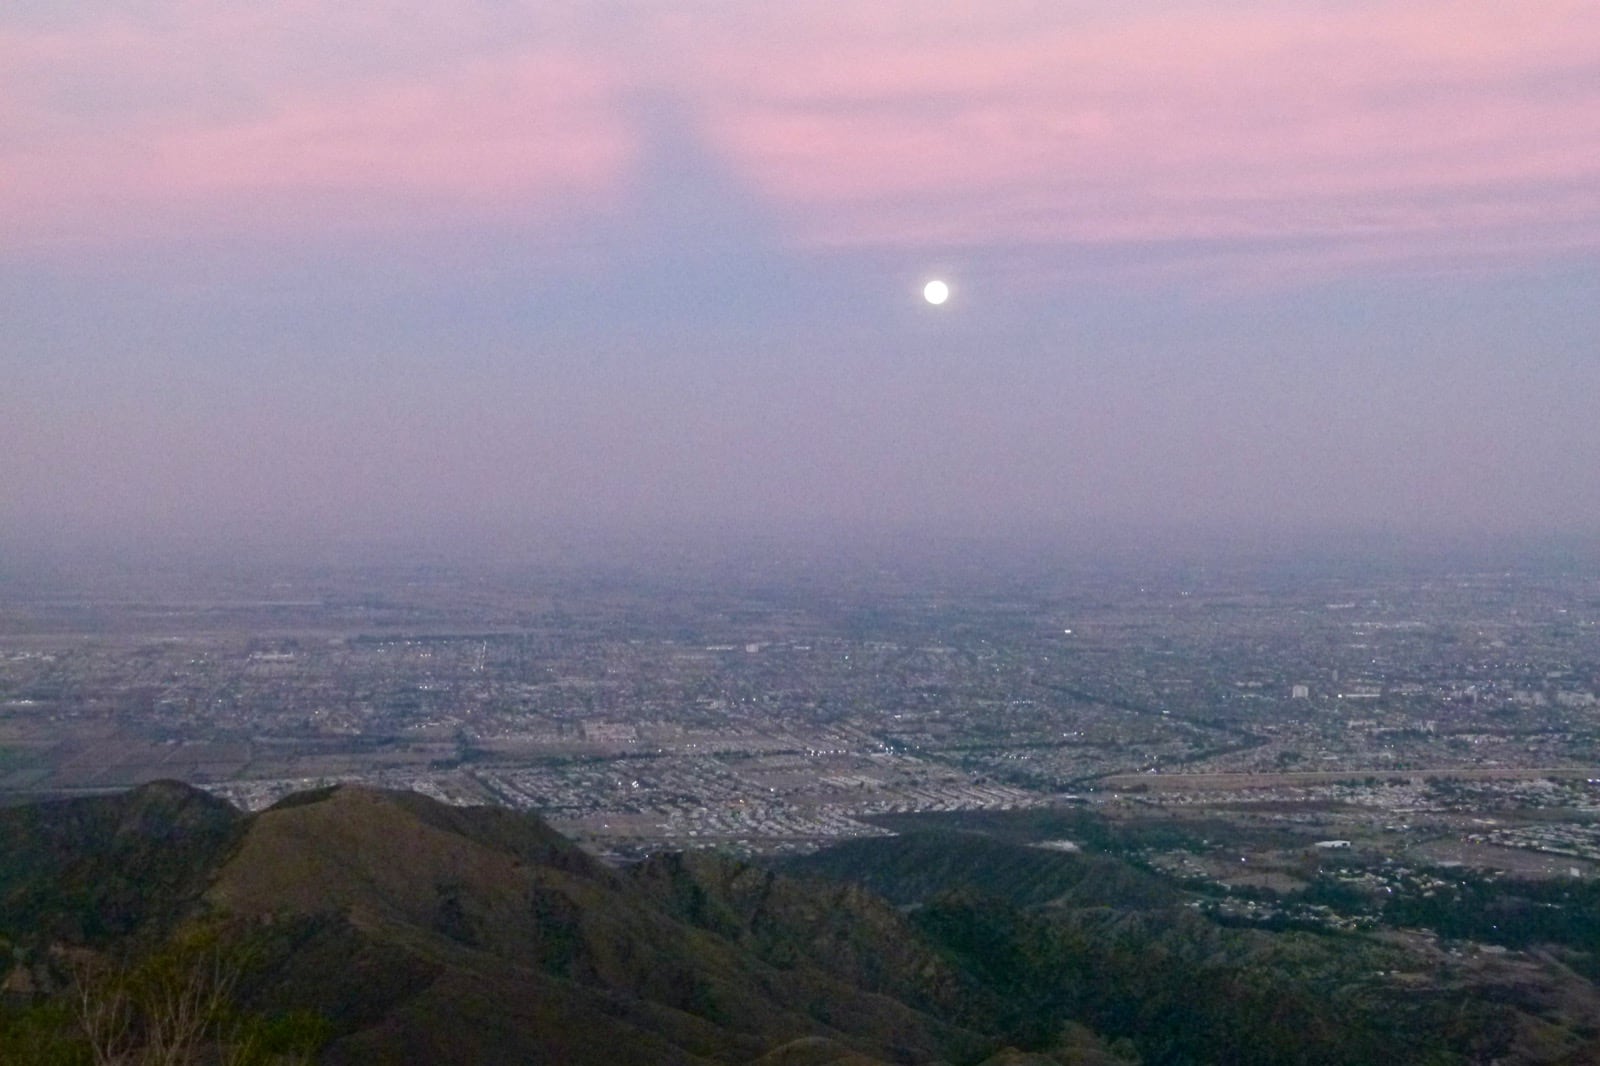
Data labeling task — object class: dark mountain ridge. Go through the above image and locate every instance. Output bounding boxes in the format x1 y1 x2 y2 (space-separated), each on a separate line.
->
5 782 1600 1064
1 783 1014 1064
0 779 241 944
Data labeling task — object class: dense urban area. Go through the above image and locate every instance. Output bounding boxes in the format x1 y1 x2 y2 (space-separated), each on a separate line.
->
3 551 1599 883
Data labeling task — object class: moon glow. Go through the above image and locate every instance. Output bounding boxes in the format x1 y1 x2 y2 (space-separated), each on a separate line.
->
922 279 950 305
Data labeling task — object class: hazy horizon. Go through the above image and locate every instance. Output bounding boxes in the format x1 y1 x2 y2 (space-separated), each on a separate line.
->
7 518 1600 603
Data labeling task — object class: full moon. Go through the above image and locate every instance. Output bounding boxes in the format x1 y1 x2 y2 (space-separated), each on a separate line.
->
922 279 950 305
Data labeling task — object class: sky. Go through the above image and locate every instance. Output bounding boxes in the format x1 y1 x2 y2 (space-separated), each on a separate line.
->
4 1 1600 565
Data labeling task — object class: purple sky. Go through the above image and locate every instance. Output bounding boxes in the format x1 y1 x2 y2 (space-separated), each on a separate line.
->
4 2 1600 561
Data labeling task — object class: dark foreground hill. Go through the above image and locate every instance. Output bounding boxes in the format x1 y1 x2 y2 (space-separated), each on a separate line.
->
0 783 1098 1064
5 783 1600 1064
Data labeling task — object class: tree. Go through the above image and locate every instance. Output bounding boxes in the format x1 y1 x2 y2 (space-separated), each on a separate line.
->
64 924 327 1066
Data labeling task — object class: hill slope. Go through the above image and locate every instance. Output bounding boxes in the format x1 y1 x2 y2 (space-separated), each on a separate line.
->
8 784 1600 1064
0 779 241 943
4 784 1007 1065
781 830 1179 910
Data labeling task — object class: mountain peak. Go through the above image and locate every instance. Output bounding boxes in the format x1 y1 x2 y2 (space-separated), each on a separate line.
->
210 783 605 925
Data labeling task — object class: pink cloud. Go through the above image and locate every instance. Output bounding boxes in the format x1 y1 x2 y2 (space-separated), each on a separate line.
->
150 57 627 212
690 1 1600 276
0 7 633 250
3 1 1597 284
